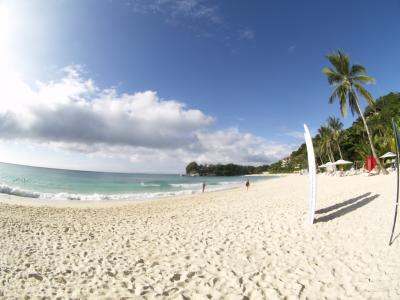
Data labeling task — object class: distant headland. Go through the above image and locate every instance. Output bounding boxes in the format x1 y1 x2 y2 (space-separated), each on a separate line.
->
185 161 269 176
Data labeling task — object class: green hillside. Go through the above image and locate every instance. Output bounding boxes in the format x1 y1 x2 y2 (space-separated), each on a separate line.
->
269 92 400 173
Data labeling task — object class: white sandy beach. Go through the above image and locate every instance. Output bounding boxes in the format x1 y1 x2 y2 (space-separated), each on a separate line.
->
1 174 400 299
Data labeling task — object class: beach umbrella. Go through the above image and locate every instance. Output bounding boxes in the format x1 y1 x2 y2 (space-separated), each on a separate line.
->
333 159 352 172
380 152 396 159
322 161 336 171
333 159 353 165
319 162 334 168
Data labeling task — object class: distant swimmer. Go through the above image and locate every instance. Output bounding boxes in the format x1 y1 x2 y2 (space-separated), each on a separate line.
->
13 177 27 183
245 179 250 190
202 182 206 193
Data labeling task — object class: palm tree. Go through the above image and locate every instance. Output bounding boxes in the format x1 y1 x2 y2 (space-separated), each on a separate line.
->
318 125 336 163
314 136 325 165
323 50 387 174
327 116 343 159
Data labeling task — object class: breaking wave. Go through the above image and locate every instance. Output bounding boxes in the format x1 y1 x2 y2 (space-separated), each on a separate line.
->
217 181 240 185
0 184 40 198
169 183 203 188
0 180 244 202
0 183 211 201
140 182 161 187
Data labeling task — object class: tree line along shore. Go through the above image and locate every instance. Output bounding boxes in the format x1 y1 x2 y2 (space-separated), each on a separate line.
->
186 92 400 176
188 51 400 176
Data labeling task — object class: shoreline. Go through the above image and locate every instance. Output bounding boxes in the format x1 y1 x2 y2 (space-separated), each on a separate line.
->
244 173 288 177
0 175 278 208
0 177 269 208
0 186 234 208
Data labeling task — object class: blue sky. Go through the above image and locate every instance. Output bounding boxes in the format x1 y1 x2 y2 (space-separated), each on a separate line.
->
0 0 399 172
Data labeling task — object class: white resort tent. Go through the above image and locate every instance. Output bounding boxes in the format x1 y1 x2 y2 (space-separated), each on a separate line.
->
333 159 353 172
319 162 334 168
319 161 336 173
380 152 397 169
333 159 353 165
380 152 396 159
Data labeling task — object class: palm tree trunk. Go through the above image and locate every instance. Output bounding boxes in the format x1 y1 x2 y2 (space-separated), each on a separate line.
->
328 143 337 171
336 141 343 159
328 143 335 162
353 91 387 174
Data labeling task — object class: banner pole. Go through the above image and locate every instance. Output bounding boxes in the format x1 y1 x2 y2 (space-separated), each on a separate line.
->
389 118 400 245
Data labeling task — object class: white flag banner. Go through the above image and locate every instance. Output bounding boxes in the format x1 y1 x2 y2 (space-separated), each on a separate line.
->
304 124 316 224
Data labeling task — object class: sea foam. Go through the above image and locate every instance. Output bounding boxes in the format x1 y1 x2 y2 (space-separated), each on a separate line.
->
0 183 201 201
0 184 40 198
140 182 161 187
169 183 203 188
0 181 243 201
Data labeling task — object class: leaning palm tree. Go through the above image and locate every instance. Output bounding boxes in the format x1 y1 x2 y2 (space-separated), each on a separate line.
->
327 116 343 159
323 50 387 174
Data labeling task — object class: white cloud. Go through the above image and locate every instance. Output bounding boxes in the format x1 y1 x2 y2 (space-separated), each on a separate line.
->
172 0 221 23
191 128 295 165
0 66 213 148
0 66 293 170
126 0 254 42
129 0 221 24
285 130 304 140
239 29 255 40
288 44 296 53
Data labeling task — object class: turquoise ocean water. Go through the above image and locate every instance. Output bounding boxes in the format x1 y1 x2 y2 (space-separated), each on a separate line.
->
0 162 270 201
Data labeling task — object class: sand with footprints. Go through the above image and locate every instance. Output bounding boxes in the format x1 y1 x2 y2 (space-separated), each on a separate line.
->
1 174 400 299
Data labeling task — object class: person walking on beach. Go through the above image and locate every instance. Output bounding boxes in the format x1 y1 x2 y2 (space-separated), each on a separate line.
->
245 179 250 190
202 182 206 193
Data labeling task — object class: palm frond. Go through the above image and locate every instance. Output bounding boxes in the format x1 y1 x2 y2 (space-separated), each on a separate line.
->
354 83 375 107
337 50 350 75
326 52 344 75
351 75 376 85
328 84 349 117
323 67 342 84
327 116 343 131
350 64 366 75
348 90 359 116
354 142 371 158
328 88 338 104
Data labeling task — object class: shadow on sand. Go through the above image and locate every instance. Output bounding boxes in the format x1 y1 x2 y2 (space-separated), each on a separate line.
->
315 193 379 223
316 192 372 214
390 233 400 246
